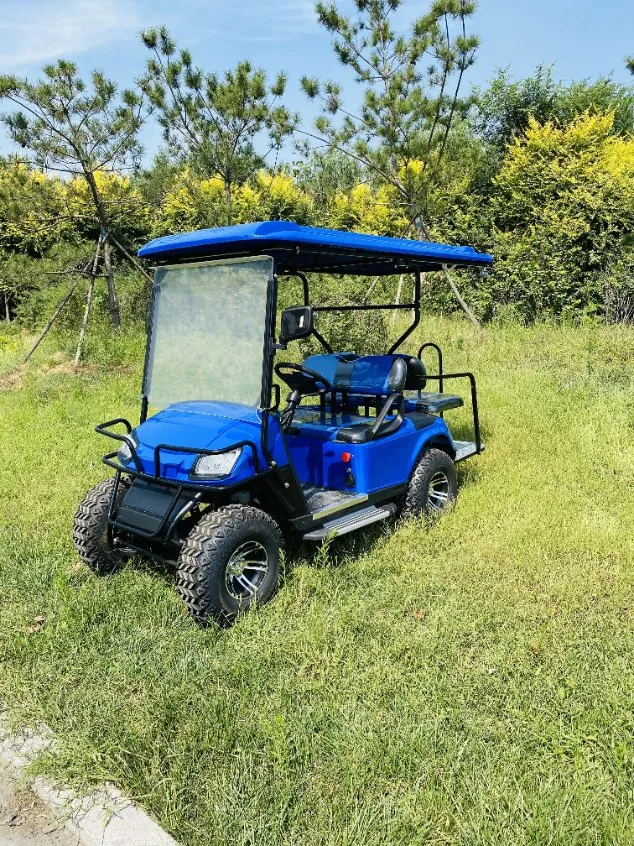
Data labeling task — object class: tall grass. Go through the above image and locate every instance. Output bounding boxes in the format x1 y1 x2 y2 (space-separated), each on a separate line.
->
0 318 633 845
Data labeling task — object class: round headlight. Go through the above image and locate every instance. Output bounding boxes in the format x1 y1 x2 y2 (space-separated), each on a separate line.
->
193 448 242 478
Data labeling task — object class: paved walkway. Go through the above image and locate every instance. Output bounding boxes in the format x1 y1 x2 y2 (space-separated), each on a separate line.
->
0 760 76 846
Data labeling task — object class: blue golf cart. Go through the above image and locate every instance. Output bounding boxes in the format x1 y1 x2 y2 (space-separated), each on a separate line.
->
73 221 492 625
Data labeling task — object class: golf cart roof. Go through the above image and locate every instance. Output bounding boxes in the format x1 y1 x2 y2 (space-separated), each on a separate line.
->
138 220 493 276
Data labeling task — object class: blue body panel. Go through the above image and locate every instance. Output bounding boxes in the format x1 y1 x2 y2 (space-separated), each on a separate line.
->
121 399 453 498
138 221 493 275
122 401 288 485
285 408 453 494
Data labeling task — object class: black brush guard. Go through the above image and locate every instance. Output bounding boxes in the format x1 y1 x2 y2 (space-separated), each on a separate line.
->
95 418 261 543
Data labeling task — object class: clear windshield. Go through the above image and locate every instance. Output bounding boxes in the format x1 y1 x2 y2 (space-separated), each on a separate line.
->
143 256 272 408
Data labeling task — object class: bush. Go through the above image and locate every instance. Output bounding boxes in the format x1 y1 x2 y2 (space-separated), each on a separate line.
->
490 111 634 322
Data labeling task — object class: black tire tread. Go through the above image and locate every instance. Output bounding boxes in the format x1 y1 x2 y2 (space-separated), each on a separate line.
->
176 504 283 626
401 447 457 520
73 477 128 574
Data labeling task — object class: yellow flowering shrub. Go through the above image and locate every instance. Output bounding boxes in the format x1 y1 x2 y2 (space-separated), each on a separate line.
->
63 170 151 239
0 162 70 253
327 183 408 235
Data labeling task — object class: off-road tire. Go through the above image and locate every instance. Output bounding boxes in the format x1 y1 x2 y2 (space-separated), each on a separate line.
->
73 477 129 575
176 505 284 627
401 448 457 519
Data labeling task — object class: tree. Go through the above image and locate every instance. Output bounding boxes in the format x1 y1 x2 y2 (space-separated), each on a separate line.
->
0 60 145 337
627 56 634 75
140 27 298 223
63 170 151 244
300 0 481 326
473 66 634 151
155 168 314 235
0 157 70 255
293 148 362 213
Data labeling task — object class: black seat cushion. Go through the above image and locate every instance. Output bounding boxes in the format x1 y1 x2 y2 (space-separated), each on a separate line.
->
415 393 463 414
395 354 427 390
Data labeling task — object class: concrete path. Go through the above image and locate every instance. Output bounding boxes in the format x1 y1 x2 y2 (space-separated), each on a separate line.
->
0 759 77 846
0 714 178 846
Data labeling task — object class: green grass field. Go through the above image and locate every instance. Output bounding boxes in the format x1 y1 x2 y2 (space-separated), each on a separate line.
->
1 318 633 845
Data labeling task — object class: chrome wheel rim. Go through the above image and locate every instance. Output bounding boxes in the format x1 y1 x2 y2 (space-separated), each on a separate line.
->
427 470 450 511
224 540 269 601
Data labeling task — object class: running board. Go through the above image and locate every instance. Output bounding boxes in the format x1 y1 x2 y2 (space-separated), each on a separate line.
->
454 440 485 462
302 503 397 541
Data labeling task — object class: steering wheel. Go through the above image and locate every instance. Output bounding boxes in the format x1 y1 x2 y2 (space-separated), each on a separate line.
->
274 362 333 395
274 362 333 432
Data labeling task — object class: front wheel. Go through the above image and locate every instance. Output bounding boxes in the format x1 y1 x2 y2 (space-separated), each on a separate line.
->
73 476 129 574
401 448 457 519
176 505 284 626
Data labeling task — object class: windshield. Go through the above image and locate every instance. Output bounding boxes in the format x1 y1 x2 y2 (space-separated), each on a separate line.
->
143 256 272 409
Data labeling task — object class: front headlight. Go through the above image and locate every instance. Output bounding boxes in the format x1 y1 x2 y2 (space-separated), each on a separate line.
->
192 447 242 478
117 440 133 464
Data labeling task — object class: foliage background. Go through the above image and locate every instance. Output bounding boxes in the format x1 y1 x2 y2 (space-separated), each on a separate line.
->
2 68 634 339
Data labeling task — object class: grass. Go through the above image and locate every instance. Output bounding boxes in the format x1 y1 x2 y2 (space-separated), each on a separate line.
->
1 317 634 844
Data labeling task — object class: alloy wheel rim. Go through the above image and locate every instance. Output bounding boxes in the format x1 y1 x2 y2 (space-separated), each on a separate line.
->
427 470 450 511
224 540 269 601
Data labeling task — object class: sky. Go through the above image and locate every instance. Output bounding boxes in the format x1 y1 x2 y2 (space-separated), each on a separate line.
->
0 0 632 164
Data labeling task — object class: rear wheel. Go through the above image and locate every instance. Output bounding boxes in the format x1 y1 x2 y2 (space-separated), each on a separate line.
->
176 505 284 626
73 476 129 574
402 448 457 519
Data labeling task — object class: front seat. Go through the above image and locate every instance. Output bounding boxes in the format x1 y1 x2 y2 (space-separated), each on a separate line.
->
329 355 408 444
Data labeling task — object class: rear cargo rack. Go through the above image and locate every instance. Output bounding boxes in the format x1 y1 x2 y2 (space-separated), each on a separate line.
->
417 345 482 458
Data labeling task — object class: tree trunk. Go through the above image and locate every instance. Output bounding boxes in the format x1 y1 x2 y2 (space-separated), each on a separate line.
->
224 177 232 226
391 273 405 326
440 264 480 330
364 277 379 301
109 233 153 284
82 168 121 328
74 236 103 366
4 290 10 325
102 233 120 330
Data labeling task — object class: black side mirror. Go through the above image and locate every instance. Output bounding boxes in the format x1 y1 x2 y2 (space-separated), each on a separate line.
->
280 306 313 345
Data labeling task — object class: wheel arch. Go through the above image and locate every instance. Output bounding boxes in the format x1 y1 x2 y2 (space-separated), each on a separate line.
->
417 432 456 461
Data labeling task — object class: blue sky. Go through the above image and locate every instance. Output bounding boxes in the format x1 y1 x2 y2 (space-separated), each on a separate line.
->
0 0 632 163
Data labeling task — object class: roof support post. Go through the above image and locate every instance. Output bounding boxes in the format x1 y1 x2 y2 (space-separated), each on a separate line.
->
388 271 421 354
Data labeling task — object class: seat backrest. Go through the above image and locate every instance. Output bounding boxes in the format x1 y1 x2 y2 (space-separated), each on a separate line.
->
304 353 407 396
302 352 357 386
393 353 427 390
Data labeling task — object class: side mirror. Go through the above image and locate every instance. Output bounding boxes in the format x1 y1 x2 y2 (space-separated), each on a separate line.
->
280 305 313 345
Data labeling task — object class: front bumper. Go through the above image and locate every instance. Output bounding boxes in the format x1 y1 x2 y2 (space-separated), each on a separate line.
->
108 475 202 541
96 417 263 544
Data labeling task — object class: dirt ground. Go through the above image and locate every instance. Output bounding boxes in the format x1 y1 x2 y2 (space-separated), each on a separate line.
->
0 761 77 846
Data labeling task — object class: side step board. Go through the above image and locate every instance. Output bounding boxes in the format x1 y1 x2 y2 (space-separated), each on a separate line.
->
454 440 485 462
302 503 398 541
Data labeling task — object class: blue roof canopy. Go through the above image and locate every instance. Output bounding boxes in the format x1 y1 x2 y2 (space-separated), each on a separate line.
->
138 220 493 276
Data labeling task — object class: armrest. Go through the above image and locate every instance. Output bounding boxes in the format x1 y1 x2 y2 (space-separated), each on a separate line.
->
369 393 405 439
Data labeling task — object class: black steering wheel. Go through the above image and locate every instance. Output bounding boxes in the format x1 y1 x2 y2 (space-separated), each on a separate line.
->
274 361 333 395
274 362 333 432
